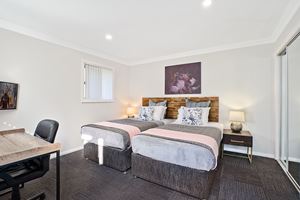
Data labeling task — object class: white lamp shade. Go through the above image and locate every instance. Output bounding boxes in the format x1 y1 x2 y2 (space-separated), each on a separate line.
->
229 111 245 122
127 106 135 115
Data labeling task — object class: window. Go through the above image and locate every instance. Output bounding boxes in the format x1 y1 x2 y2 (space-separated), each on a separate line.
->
82 62 114 102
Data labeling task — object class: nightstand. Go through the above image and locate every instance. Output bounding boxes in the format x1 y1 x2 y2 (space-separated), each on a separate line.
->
221 129 253 163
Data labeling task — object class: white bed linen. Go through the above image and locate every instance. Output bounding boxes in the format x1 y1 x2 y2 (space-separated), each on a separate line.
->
81 119 173 150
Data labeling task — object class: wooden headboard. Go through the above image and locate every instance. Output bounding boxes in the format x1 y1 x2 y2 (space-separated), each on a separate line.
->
142 96 219 122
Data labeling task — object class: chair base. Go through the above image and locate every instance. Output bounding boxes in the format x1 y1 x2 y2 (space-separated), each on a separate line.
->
0 183 24 197
28 192 46 200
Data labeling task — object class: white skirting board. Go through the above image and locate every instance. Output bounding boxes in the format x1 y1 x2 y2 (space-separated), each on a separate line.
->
288 157 300 163
50 145 83 159
224 146 274 159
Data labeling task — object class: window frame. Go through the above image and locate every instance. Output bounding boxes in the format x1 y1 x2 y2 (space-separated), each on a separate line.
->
81 60 115 103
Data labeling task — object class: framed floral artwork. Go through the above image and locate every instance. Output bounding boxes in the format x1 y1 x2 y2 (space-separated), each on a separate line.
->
165 62 201 94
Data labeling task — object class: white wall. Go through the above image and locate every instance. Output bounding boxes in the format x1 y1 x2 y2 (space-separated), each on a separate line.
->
0 28 130 153
129 44 275 157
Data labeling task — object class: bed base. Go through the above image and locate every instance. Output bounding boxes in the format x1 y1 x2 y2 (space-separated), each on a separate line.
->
84 143 132 172
131 153 217 199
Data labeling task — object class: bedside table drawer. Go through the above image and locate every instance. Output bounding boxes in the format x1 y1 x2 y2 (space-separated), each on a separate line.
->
223 135 252 147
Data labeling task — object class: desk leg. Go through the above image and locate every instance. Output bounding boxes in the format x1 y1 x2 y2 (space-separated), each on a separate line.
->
12 186 20 200
56 151 60 200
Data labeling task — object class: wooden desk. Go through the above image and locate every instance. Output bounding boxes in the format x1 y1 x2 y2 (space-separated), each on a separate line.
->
0 128 61 200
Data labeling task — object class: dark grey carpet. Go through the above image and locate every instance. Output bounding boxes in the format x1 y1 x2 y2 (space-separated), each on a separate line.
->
289 161 300 187
0 150 299 200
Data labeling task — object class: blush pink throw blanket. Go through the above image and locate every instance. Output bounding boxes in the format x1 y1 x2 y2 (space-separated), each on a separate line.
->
95 122 140 139
143 128 219 164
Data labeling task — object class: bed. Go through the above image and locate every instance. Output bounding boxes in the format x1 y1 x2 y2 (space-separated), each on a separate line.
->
131 97 221 199
81 116 171 172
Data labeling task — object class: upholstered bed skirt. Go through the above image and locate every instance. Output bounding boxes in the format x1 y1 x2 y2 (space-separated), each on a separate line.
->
84 143 132 172
131 153 217 199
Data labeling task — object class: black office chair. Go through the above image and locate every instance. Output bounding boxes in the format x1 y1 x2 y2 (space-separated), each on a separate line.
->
0 119 59 200
34 119 59 143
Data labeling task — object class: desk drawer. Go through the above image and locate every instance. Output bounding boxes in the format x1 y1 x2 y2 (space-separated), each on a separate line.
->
223 135 252 147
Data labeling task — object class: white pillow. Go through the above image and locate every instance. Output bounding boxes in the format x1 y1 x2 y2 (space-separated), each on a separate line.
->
199 107 211 124
160 106 167 119
151 106 167 121
176 107 210 125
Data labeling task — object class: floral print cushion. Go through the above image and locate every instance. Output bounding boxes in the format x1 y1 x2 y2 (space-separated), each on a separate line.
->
138 106 155 121
181 107 204 126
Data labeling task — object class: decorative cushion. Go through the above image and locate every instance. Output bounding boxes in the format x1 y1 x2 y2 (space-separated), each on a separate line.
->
177 107 211 125
138 107 155 121
185 98 210 108
176 106 184 122
181 107 204 126
149 100 167 107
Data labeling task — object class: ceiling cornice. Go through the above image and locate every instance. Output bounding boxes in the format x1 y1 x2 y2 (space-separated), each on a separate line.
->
0 19 129 66
0 1 299 67
269 0 300 43
127 38 274 66
129 1 300 66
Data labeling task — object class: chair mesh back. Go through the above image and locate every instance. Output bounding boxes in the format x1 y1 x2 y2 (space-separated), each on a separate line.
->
34 119 59 143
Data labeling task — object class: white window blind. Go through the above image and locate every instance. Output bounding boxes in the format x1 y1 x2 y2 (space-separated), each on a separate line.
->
83 63 113 102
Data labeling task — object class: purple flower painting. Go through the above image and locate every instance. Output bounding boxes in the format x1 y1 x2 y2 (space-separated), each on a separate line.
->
165 62 201 94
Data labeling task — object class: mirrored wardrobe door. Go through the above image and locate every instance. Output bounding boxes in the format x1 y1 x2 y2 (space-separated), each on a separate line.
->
287 34 300 186
280 53 288 167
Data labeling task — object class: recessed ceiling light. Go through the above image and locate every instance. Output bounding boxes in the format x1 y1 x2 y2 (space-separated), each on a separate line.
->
202 0 212 7
105 34 113 40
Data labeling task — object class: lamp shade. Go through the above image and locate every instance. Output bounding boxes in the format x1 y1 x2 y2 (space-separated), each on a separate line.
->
229 111 245 122
127 106 135 116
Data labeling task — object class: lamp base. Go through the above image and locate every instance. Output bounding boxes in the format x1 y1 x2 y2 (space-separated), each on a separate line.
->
230 122 243 133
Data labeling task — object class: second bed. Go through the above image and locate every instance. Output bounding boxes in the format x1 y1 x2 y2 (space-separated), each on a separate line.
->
131 97 222 199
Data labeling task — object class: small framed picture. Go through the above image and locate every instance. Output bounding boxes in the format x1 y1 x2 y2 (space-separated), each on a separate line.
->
0 81 19 110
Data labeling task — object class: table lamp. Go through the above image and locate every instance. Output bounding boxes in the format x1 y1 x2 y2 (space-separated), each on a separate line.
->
229 111 245 133
127 106 135 118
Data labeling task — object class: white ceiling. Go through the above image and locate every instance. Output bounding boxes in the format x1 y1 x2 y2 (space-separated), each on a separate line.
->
0 0 299 65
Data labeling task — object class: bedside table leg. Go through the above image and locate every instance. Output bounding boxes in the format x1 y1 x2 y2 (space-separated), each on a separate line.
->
247 147 253 163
